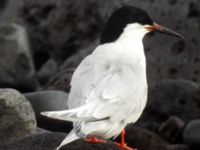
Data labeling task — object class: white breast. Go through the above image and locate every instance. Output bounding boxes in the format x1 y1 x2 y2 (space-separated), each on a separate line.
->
67 23 148 139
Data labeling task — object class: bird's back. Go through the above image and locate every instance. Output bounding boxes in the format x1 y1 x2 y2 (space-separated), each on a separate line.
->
67 42 148 123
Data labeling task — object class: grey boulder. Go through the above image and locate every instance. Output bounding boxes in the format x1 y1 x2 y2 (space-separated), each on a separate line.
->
24 90 72 132
138 79 200 131
0 88 36 145
37 59 58 86
183 119 200 147
0 23 39 92
0 132 66 150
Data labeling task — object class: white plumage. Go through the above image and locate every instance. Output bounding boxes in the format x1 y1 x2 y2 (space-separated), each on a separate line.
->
41 4 184 149
41 23 149 149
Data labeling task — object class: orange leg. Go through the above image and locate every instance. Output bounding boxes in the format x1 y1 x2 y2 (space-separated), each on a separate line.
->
115 129 134 150
85 137 106 143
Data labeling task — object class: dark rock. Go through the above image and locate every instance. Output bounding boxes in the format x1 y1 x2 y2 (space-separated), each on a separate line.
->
121 125 189 150
0 132 66 150
35 126 189 150
168 0 178 6
187 2 200 17
37 59 58 85
0 0 7 11
20 0 107 68
137 79 200 131
60 140 122 150
0 0 24 23
24 90 72 132
165 144 190 150
183 119 200 147
24 90 68 112
0 23 39 92
158 116 185 143
123 125 169 150
171 40 185 55
0 88 36 145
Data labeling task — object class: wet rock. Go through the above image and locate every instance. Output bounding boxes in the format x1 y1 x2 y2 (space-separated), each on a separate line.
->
0 23 39 92
37 59 58 85
137 79 200 131
0 88 36 145
159 116 185 143
24 90 72 132
183 119 200 147
0 132 66 150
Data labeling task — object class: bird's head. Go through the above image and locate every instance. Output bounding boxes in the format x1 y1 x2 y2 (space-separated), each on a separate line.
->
100 6 183 44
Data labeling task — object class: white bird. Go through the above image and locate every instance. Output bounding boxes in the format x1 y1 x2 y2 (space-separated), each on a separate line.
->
41 6 183 150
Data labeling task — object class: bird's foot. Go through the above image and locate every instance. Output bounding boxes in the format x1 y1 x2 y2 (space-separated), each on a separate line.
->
114 129 135 150
85 137 106 143
115 142 134 150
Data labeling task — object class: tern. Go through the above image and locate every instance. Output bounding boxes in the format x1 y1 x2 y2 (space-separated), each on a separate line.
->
42 6 183 150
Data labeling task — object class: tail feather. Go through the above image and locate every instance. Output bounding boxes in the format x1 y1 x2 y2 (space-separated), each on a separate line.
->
41 104 98 122
41 110 96 122
57 130 79 150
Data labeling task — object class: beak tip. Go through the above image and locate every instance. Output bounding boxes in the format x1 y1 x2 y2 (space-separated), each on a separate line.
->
180 35 185 39
155 25 184 39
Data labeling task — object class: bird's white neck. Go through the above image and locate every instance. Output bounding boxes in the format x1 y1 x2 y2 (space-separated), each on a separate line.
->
115 23 148 63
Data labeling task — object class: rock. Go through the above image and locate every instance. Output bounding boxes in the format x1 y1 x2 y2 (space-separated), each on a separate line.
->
0 131 123 150
159 116 185 143
0 132 66 150
0 129 190 150
0 88 36 145
0 0 24 24
24 90 72 132
187 2 200 17
60 140 121 150
0 0 7 11
142 0 200 86
20 0 107 68
165 144 190 150
121 125 190 150
137 79 200 131
37 59 58 85
123 125 169 150
183 119 200 147
0 23 39 92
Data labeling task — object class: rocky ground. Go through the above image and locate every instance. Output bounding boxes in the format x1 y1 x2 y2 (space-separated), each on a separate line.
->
0 0 200 150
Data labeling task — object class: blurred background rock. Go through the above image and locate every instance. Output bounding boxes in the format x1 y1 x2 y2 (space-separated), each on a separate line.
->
0 0 199 150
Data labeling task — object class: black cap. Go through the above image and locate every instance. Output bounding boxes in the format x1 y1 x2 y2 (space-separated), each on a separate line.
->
100 6 153 44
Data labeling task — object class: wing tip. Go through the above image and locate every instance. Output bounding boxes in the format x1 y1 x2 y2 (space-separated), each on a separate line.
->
40 111 49 116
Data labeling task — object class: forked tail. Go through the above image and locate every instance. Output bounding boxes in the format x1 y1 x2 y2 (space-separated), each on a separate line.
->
57 130 79 150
